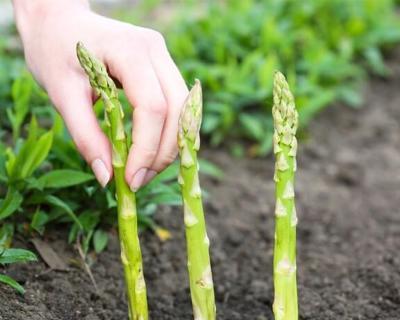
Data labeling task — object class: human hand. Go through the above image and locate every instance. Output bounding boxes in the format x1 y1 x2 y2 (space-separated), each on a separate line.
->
13 0 188 190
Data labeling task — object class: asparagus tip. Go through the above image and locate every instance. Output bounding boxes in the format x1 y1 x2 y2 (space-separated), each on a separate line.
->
76 42 118 99
179 80 203 141
76 41 89 69
273 71 293 103
76 41 84 52
272 71 298 147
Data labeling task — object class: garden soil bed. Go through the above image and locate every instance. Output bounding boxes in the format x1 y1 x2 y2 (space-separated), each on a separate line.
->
2 55 400 319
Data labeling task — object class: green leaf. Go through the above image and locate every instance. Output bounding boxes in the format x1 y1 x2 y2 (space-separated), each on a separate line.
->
298 89 336 126
9 117 53 181
139 166 179 197
77 211 99 234
139 183 176 198
106 190 117 209
198 159 224 179
238 114 264 141
83 229 94 255
68 224 79 244
0 248 37 264
0 143 7 180
45 195 83 230
8 71 33 142
0 274 25 294
151 162 179 183
364 47 388 76
51 135 83 170
337 86 363 108
258 53 278 91
20 131 53 179
150 193 182 206
25 177 44 190
38 170 94 188
31 210 49 235
5 148 16 178
139 203 157 217
201 113 221 134
138 211 156 228
256 131 274 155
0 189 23 220
93 230 108 254
0 224 14 248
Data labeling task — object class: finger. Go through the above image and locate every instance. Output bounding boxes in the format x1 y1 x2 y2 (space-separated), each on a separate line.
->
49 74 112 187
143 37 189 183
106 51 168 191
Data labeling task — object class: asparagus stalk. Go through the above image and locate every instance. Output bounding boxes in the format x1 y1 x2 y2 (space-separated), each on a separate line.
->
178 80 216 320
76 42 148 320
272 72 298 320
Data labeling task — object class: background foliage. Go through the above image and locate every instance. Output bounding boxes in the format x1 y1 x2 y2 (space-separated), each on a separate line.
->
125 0 400 155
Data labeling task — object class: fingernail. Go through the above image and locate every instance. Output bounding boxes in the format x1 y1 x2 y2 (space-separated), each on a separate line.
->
91 159 110 187
143 170 157 185
130 168 148 192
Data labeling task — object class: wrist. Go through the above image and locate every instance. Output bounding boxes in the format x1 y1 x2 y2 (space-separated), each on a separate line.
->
13 0 89 41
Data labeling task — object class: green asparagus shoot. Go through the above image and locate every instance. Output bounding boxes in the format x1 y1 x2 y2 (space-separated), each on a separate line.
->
76 42 148 320
272 71 298 320
178 80 216 320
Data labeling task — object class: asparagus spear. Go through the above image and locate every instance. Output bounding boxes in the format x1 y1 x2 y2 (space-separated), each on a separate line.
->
272 72 298 320
178 80 216 320
76 42 148 320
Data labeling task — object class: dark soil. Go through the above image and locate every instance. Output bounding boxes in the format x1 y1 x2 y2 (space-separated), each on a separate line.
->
2 56 400 319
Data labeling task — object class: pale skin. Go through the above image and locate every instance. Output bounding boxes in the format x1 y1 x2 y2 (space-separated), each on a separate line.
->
12 0 189 191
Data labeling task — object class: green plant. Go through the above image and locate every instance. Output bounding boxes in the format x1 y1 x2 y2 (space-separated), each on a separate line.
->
142 0 400 155
77 42 148 319
6 70 35 143
0 116 54 221
272 72 298 320
0 248 37 294
0 224 37 294
178 80 216 319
